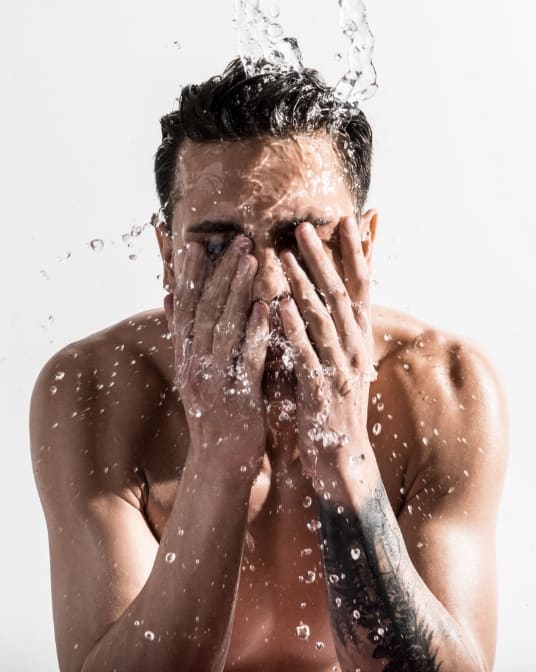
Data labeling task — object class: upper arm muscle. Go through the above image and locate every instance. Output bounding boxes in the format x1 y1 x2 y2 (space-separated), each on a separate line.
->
30 347 158 672
396 333 509 669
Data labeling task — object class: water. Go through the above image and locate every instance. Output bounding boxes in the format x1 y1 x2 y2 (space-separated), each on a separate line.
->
295 622 310 640
334 0 378 103
350 547 361 560
234 0 378 105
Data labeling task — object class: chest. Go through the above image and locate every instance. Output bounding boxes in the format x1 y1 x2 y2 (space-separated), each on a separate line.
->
138 385 412 670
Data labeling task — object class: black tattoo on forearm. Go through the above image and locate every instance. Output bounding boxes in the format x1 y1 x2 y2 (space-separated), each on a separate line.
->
316 488 442 672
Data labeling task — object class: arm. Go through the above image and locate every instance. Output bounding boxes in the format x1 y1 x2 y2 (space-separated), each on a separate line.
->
314 341 508 672
277 215 508 671
31 236 269 672
31 349 255 672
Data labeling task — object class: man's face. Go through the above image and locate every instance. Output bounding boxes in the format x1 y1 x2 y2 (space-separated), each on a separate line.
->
159 132 374 309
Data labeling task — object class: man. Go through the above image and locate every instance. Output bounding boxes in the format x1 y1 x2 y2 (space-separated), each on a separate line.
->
30 58 508 672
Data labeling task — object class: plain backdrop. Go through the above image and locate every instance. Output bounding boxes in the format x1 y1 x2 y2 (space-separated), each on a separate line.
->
1 1 535 669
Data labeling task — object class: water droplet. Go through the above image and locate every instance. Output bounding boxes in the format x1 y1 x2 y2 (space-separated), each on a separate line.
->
372 422 382 436
49 385 57 395
304 570 316 584
377 627 385 636
300 601 307 609
342 19 358 37
377 402 384 412
165 552 176 564
240 465 247 473
463 469 470 477
144 630 155 641
335 596 342 607
447 486 455 494
173 40 181 49
295 622 310 640
407 504 413 515
306 519 321 532
336 505 344 514
329 574 340 584
383 333 393 342
350 547 361 560
417 541 424 549
267 22 283 39
315 641 325 650
177 527 185 536
334 52 343 62
90 239 104 252
352 609 361 620
129 253 137 261
302 496 312 508
54 371 65 381
188 407 203 418
300 547 312 557
422 437 429 446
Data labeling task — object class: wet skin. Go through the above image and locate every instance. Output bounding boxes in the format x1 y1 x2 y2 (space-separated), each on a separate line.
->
31 134 508 672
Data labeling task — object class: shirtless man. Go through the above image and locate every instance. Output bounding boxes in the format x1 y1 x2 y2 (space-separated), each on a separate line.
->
30 58 508 672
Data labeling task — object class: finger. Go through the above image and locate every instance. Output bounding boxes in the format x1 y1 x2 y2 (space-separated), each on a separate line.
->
293 223 361 348
213 254 258 367
242 300 270 383
175 241 207 346
338 215 371 326
279 250 350 368
193 236 251 357
278 296 322 388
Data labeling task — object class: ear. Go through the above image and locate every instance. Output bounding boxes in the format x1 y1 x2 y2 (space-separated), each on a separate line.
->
359 208 378 263
155 220 177 292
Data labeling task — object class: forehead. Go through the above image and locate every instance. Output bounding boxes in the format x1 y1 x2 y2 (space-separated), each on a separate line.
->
173 133 353 230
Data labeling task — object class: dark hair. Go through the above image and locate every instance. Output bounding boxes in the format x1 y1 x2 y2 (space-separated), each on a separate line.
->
154 57 373 231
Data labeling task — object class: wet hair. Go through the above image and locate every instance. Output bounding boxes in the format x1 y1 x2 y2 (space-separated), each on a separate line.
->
154 57 373 231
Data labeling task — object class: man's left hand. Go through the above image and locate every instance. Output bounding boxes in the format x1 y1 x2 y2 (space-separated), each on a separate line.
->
278 215 376 490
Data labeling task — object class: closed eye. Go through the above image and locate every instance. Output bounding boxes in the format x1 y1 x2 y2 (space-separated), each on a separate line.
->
205 235 235 261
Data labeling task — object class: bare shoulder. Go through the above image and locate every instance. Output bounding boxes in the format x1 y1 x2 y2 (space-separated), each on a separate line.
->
30 309 174 512
372 305 509 508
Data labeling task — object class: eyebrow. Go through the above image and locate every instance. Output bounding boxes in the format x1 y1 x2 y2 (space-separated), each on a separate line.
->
186 216 332 235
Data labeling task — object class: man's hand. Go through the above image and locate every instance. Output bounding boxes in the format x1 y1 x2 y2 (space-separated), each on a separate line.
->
164 235 270 479
278 215 375 488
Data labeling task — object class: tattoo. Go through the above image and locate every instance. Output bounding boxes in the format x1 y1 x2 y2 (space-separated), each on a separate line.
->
316 488 442 671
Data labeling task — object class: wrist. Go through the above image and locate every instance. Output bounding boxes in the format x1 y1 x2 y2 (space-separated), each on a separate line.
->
310 439 379 503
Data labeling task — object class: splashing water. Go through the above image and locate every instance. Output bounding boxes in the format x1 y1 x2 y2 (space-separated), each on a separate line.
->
234 0 378 105
234 0 303 76
335 0 378 103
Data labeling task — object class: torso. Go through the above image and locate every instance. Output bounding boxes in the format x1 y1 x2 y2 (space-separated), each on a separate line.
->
77 303 439 672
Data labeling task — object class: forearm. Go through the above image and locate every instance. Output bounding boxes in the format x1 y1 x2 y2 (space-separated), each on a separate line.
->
82 447 252 672
314 451 485 672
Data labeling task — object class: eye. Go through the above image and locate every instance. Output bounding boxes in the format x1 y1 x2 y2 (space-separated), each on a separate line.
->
273 227 299 256
206 236 233 261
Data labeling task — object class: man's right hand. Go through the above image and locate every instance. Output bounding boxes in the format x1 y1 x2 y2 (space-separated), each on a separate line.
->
164 235 270 479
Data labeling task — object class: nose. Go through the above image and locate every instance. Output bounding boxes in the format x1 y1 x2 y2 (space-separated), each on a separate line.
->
251 246 291 307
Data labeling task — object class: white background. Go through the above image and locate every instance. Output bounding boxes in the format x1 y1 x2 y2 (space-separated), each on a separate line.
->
1 1 534 669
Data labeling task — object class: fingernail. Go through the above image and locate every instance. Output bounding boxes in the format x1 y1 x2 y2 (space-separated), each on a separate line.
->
280 250 295 266
186 242 202 258
233 235 250 252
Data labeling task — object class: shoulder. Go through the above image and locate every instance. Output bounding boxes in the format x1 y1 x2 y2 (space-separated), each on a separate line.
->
30 309 173 513
375 316 509 508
